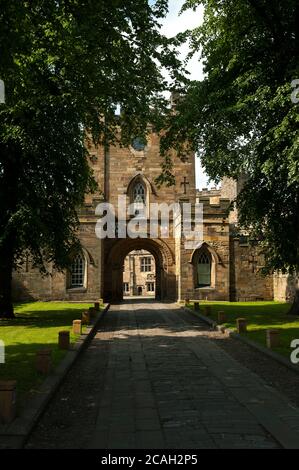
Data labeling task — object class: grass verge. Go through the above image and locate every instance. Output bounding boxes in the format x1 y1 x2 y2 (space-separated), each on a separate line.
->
187 300 299 359
0 302 93 409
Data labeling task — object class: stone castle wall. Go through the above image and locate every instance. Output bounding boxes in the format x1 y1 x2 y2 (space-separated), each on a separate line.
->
179 197 231 301
230 240 273 301
273 272 298 302
12 220 102 302
87 130 196 209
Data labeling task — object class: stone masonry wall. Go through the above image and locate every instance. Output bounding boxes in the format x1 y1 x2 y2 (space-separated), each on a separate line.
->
12 220 102 302
231 240 273 301
179 197 231 301
273 272 298 302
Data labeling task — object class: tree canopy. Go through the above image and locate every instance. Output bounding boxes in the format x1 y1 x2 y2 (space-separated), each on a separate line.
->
0 0 184 316
164 0 299 278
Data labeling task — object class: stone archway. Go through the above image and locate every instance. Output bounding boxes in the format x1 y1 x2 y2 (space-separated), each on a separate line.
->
103 238 176 302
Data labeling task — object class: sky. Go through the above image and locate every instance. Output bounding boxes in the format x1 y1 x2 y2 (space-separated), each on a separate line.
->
159 0 214 189
160 0 204 81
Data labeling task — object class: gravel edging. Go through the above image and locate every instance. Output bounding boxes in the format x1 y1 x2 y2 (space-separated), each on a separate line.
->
0 303 110 449
182 306 299 375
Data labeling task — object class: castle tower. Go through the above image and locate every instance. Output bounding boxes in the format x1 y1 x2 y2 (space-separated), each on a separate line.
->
220 175 247 225
92 129 196 301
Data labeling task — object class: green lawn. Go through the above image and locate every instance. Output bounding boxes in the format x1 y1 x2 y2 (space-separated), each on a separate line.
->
187 300 299 359
0 302 92 409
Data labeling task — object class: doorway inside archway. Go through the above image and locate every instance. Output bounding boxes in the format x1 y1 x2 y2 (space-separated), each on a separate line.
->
123 249 156 299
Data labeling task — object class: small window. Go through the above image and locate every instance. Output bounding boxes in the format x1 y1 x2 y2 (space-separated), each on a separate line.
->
123 282 129 293
197 251 211 287
147 282 155 292
132 137 146 151
141 257 152 272
70 254 85 288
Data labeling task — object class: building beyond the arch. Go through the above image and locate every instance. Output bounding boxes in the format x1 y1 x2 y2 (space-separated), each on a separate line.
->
12 129 291 303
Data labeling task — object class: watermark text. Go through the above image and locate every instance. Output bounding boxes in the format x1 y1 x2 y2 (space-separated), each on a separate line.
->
0 340 5 364
95 196 203 250
290 339 299 364
291 79 299 104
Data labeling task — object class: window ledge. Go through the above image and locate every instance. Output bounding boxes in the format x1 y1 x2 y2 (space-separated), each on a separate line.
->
195 287 215 291
67 287 87 293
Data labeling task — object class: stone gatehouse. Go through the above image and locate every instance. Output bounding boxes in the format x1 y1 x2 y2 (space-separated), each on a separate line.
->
12 128 282 303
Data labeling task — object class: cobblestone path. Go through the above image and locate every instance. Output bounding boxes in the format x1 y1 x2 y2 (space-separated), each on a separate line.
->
26 301 299 449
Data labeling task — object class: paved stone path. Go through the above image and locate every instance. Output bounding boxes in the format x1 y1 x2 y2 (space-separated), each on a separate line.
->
27 301 299 449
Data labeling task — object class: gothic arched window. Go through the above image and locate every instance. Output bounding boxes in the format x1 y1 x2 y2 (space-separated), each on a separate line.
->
133 182 146 204
70 253 85 288
197 251 211 287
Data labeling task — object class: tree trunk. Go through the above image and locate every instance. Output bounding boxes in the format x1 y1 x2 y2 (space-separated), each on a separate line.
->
0 143 19 319
0 246 15 319
287 289 299 316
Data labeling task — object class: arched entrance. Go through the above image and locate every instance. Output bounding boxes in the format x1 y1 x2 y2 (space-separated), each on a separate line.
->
103 238 176 302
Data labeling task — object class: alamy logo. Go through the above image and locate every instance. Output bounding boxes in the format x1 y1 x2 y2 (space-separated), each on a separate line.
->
290 339 299 365
0 79 5 104
95 196 204 250
0 340 5 364
291 79 299 104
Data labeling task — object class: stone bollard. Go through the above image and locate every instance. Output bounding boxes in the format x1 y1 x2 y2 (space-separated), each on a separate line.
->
73 320 82 335
194 302 200 311
204 305 211 317
94 302 100 311
58 331 70 350
266 329 280 348
0 380 17 425
218 311 226 324
185 298 190 306
98 298 103 305
82 310 90 325
36 349 52 375
236 318 247 333
89 307 97 319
